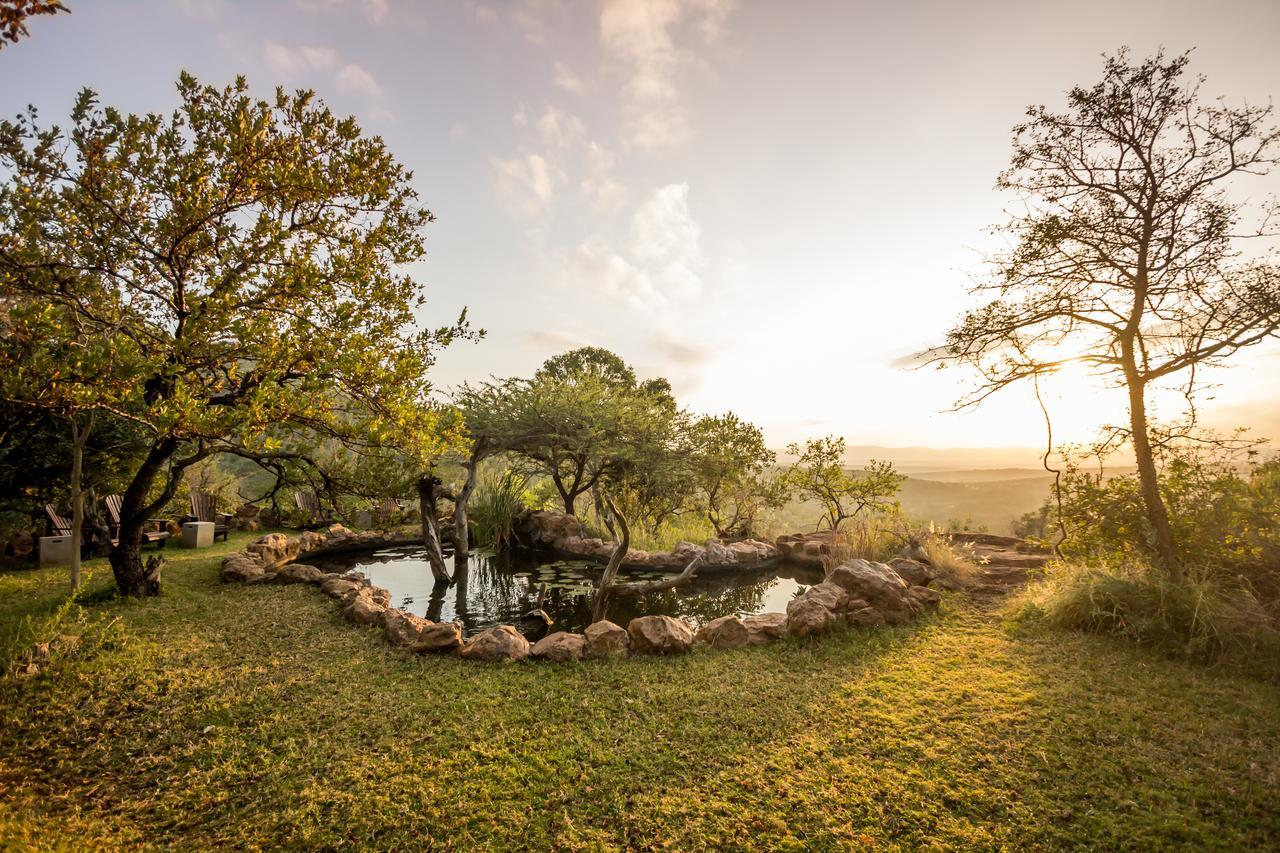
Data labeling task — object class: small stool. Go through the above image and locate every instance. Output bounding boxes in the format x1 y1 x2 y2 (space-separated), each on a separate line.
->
39 535 74 567
182 521 215 549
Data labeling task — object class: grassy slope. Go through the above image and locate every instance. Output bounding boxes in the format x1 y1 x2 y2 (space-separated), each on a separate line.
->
1 533 1277 850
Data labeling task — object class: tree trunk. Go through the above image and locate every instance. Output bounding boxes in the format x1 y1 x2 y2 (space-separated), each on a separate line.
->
561 490 576 516
591 492 629 623
1126 379 1180 574
109 437 178 596
417 475 451 583
67 412 93 593
453 452 480 564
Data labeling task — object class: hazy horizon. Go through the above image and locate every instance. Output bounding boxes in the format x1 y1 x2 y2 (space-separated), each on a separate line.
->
4 0 1278 450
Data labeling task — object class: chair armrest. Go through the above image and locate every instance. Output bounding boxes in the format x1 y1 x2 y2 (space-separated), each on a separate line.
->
215 512 233 523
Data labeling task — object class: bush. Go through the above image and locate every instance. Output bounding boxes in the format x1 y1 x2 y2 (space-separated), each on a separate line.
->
1013 559 1280 671
470 468 531 550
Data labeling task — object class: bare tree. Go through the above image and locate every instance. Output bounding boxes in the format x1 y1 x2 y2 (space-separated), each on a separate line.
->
937 49 1280 574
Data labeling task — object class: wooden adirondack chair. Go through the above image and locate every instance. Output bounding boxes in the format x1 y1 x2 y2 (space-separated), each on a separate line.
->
103 495 172 549
375 498 402 525
293 491 333 528
186 492 231 542
44 504 72 537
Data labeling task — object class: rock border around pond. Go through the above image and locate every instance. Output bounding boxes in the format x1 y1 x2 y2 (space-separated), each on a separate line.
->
219 524 943 665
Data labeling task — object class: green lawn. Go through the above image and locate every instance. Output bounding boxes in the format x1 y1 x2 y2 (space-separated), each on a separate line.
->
1 532 1277 850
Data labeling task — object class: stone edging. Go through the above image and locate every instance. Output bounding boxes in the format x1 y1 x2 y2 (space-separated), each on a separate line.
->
220 524 944 664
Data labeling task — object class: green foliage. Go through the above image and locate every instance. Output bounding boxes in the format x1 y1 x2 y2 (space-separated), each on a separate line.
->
1013 560 1280 670
0 73 469 588
687 412 789 538
469 466 531 550
785 435 905 530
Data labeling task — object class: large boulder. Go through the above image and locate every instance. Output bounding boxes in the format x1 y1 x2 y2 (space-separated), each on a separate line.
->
298 530 328 553
906 585 943 609
694 615 750 649
888 557 935 587
627 615 694 655
381 608 431 647
518 511 582 549
743 612 788 644
826 559 911 614
584 620 631 658
702 540 737 566
728 539 777 564
367 586 392 608
671 541 705 565
320 576 361 600
246 533 300 568
531 631 587 662
343 589 386 625
413 621 464 654
220 553 264 583
785 597 832 638
459 625 531 662
273 563 326 585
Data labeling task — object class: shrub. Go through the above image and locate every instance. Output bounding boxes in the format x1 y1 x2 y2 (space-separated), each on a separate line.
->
470 468 531 550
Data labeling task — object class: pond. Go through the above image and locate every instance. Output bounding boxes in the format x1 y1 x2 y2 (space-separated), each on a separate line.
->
310 545 824 637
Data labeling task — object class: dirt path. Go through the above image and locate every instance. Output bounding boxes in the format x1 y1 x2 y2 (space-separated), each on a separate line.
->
945 531 1052 602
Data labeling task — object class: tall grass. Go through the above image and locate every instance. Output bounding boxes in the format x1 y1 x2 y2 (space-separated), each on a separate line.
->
1012 560 1280 671
470 469 530 550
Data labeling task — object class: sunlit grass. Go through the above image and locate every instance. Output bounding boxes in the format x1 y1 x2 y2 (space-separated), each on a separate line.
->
1 536 1277 848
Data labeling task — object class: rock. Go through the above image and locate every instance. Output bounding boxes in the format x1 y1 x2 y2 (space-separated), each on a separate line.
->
459 625 530 662
888 557 935 587
906 586 943 609
298 530 327 553
246 572 277 585
367 586 392 608
802 581 855 614
413 621 464 653
846 601 886 627
320 576 361 600
728 539 776 564
220 553 264 583
702 539 737 566
381 608 431 647
273 563 326 585
826 560 910 614
785 597 832 638
584 620 631 658
671 541 705 563
235 503 261 519
531 631 587 662
695 615 750 649
246 533 300 567
343 589 386 625
519 510 582 548
258 508 279 527
743 612 788 644
627 615 694 655
518 609 554 641
6 531 34 559
325 523 354 541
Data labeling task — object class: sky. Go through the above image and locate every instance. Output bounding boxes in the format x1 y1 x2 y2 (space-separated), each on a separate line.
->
2 0 1278 454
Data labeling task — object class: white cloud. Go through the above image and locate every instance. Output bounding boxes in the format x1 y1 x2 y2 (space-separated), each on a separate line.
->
449 122 469 142
491 153 559 216
559 182 706 309
262 41 391 119
552 61 584 93
293 0 389 24
535 106 585 148
336 63 383 98
580 142 627 211
599 0 735 149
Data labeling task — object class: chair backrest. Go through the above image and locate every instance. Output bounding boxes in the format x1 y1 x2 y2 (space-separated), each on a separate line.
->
295 491 319 512
104 494 124 525
378 498 399 514
45 504 73 536
190 492 218 523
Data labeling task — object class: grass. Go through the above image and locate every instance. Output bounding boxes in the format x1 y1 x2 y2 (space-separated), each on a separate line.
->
1 533 1278 849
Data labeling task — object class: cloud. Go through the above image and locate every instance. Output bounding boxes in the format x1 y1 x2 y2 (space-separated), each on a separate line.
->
559 182 706 310
491 153 559 216
652 334 714 366
293 0 388 24
552 61 584 93
599 0 736 149
535 106 585 148
580 142 627 211
262 40 392 119
336 63 382 98
525 329 594 351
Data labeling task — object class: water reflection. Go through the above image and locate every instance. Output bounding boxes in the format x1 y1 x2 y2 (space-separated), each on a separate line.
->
310 545 823 637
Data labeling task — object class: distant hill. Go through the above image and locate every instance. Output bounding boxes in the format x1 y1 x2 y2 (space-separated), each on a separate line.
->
897 475 1054 534
911 468 1050 483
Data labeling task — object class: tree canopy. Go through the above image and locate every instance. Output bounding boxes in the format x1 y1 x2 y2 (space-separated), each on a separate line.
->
0 73 470 593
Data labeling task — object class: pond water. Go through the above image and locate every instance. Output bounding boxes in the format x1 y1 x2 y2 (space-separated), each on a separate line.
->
310 545 825 637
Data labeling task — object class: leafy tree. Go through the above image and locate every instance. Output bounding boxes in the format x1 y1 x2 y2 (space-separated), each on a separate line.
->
688 412 789 537
785 435 905 531
0 0 67 49
0 74 468 595
936 49 1280 574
